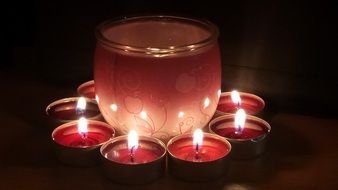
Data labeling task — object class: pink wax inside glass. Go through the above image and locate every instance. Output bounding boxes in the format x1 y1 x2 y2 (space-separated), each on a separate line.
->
217 92 264 114
210 117 269 140
78 81 96 99
168 135 230 162
53 123 114 148
47 100 100 120
102 139 165 164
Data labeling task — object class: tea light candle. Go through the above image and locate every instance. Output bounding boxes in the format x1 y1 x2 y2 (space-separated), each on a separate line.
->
209 109 271 159
216 90 265 116
77 80 96 99
46 97 101 123
100 130 166 184
52 118 115 166
167 129 231 182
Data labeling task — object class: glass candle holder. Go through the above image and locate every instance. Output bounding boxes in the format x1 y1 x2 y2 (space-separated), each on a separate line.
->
94 15 221 142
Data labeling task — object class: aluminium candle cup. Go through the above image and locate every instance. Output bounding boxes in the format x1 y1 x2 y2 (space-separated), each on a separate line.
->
52 120 115 166
77 80 96 99
209 114 271 160
100 136 166 185
214 92 265 118
46 97 102 128
167 133 232 182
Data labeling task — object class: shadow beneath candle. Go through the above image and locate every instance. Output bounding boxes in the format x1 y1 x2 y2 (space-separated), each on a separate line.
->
0 110 62 168
136 173 226 190
98 171 226 190
222 113 315 187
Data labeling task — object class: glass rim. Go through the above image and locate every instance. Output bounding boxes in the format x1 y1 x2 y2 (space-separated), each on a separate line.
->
95 15 219 56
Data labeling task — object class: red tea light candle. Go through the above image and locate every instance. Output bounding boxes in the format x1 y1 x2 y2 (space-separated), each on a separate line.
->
100 130 166 184
209 109 271 159
167 129 231 182
77 80 96 99
46 97 101 123
216 90 265 116
52 118 115 166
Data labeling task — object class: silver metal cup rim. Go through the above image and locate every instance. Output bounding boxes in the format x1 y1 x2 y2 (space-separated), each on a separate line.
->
46 96 101 122
166 132 232 163
216 91 265 115
51 119 116 149
209 114 271 142
77 80 95 97
100 135 167 166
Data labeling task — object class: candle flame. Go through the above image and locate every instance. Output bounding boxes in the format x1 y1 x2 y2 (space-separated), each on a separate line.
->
76 97 86 112
234 109 246 132
78 117 88 135
231 90 241 106
193 129 203 148
128 130 139 151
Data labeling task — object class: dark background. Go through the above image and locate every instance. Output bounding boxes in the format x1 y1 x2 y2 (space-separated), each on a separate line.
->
1 1 338 189
2 0 337 117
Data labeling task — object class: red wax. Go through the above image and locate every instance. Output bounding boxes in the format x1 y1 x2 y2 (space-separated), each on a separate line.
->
217 92 264 114
102 139 165 164
52 121 115 148
46 98 100 121
210 117 269 140
77 80 96 99
168 135 230 162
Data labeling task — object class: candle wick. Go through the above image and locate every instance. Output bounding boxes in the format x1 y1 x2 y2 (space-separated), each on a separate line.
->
76 109 85 116
130 146 135 163
235 127 243 135
80 132 87 139
195 144 200 160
